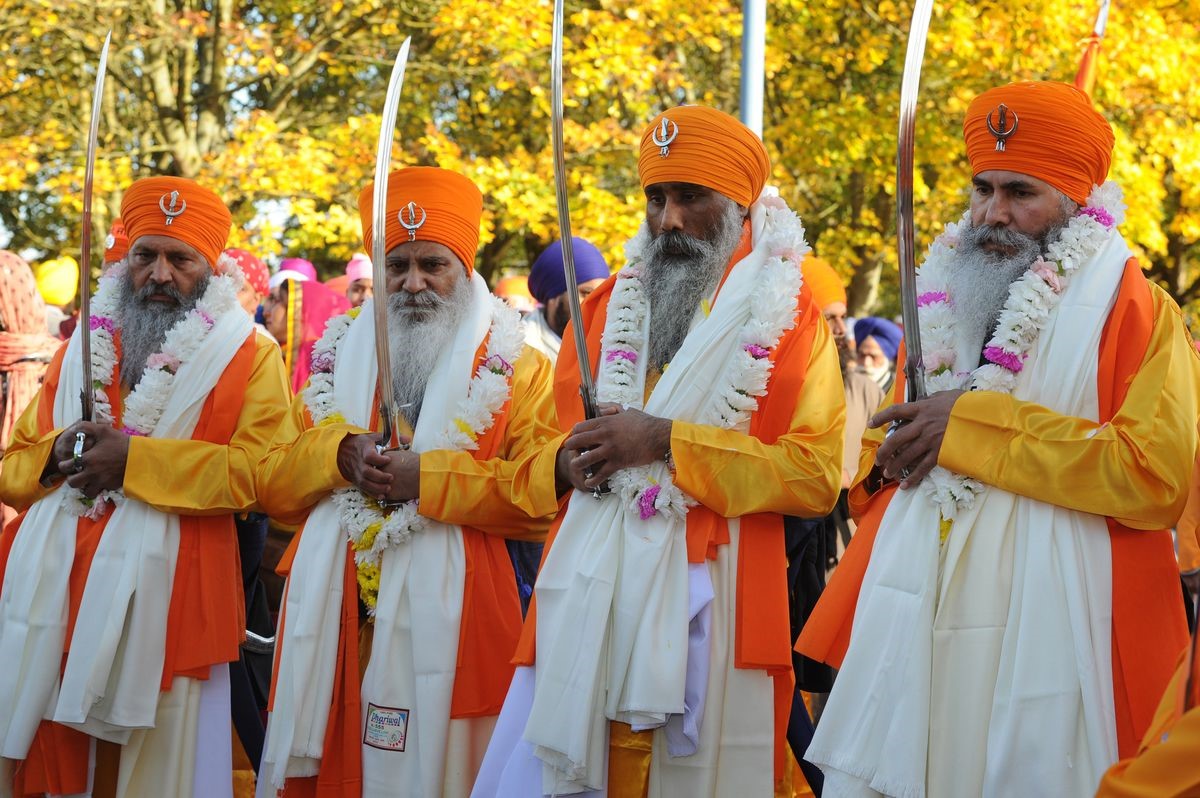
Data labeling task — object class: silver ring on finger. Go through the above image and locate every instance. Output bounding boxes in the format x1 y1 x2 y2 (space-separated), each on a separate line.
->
72 431 86 473
900 466 912 479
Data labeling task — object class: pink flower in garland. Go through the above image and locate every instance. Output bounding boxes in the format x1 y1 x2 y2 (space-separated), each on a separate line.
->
121 425 146 437
743 343 771 360
90 315 116 335
1031 257 1063 293
1077 206 1115 229
311 350 335 374
770 245 800 262
193 308 215 329
935 232 960 248
484 354 514 377
983 345 1025 374
637 484 662 520
606 349 638 364
145 352 181 373
759 195 787 210
916 291 949 307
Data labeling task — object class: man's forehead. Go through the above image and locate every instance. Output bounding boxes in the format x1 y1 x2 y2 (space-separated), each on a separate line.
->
644 181 714 194
386 240 458 261
972 169 1054 192
129 234 204 258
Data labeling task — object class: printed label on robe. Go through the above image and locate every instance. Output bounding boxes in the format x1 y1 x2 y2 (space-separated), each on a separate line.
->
363 703 409 752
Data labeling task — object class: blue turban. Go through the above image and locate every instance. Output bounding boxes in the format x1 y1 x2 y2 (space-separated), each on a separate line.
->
853 316 902 361
528 238 609 305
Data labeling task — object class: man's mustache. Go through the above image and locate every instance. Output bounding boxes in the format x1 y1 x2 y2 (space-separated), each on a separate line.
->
646 230 713 260
389 289 447 313
969 224 1037 251
135 280 189 306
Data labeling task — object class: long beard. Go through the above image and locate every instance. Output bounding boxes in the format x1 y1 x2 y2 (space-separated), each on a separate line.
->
948 216 1069 361
387 276 472 428
117 271 209 388
641 202 745 371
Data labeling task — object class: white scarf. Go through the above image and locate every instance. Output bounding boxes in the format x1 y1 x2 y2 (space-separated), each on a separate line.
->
262 273 497 797
0 304 251 753
807 233 1132 797
525 196 804 793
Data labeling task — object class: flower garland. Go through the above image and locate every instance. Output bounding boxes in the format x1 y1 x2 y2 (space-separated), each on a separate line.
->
914 181 1125 523
302 296 524 611
72 261 242 518
599 191 808 520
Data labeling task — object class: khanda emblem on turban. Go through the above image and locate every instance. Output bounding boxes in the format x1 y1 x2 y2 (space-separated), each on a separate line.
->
986 104 1019 152
652 118 679 158
398 201 427 241
158 191 187 226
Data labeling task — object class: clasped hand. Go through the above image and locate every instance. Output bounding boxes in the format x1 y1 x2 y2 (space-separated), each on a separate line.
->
870 389 964 490
51 421 130 499
556 403 673 492
337 433 419 503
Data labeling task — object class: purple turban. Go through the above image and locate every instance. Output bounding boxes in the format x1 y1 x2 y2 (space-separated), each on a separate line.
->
853 316 902 361
528 238 609 305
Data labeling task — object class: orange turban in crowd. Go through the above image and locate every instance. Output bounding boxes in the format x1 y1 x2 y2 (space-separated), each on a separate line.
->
638 105 770 208
964 81 1114 206
103 218 128 265
358 166 483 271
801 256 846 310
120 176 233 269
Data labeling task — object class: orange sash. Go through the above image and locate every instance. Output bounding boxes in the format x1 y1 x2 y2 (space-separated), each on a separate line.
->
796 258 1189 758
6 331 257 795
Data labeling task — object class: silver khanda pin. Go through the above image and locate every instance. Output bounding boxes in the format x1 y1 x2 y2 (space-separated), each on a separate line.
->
651 118 679 158
986 104 1019 152
158 190 187 225
398 201 427 241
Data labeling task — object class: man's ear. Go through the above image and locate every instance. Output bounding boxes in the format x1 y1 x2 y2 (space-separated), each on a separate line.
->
738 203 749 219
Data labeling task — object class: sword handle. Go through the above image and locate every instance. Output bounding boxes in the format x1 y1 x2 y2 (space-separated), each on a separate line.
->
578 385 610 499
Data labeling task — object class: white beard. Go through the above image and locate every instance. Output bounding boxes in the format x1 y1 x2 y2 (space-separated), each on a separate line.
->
386 276 472 427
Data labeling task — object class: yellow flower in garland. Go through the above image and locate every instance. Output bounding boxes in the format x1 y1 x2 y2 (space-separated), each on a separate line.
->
318 411 347 427
453 417 478 441
347 306 362 320
357 562 382 610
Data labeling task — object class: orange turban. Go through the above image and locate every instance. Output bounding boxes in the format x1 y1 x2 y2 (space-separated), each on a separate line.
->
638 106 770 207
801 256 846 310
103 218 128 265
358 166 483 271
120 177 232 269
964 81 1114 206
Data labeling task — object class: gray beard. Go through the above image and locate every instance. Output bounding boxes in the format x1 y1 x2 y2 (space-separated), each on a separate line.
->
387 276 472 428
642 201 745 371
117 271 209 388
948 214 1071 361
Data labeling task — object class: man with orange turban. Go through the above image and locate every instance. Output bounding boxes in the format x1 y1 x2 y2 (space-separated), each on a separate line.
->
799 81 1199 797
474 105 844 798
256 165 562 797
0 176 291 797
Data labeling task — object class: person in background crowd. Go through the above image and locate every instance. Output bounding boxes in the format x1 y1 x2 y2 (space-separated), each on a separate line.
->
523 237 610 361
0 251 59 528
33 255 79 340
263 276 350 394
345 252 374 308
852 315 902 393
495 274 537 316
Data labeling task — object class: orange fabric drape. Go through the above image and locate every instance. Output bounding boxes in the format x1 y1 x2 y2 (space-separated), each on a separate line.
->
797 259 1188 759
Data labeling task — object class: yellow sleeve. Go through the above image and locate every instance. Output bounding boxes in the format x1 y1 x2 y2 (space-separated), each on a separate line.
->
938 286 1200 530
123 336 292 516
670 317 845 518
0 386 63 512
1095 707 1200 798
1174 453 1200 573
418 348 564 541
254 388 367 529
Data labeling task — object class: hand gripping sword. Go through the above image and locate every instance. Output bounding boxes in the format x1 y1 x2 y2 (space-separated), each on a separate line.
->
369 38 413 452
895 0 933 404
72 31 112 472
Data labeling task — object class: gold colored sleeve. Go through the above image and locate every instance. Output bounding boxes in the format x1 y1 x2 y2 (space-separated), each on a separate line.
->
417 348 563 541
254 388 367 529
938 287 1200 530
123 336 292 516
670 318 845 518
1173 452 1200 572
1095 708 1200 798
0 396 63 511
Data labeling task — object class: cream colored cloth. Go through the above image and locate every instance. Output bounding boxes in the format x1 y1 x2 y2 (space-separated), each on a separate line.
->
522 307 561 362
808 233 1133 798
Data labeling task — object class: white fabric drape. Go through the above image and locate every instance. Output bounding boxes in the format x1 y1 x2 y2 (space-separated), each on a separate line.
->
0 307 250 755
808 234 1132 798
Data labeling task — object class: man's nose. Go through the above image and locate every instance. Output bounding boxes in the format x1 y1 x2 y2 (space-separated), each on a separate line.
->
660 198 686 232
149 254 173 285
983 195 1011 227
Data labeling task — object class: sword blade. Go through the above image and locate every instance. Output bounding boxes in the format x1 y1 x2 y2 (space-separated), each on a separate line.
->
79 31 112 422
370 37 412 448
551 0 599 420
896 0 933 402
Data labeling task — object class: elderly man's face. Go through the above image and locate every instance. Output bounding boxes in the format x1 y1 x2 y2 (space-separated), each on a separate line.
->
969 170 1071 253
127 235 211 304
644 182 746 243
385 240 464 314
822 301 848 345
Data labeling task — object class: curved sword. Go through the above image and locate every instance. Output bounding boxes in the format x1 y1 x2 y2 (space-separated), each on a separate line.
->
370 37 412 451
551 0 599 422
896 0 933 402
78 31 112 425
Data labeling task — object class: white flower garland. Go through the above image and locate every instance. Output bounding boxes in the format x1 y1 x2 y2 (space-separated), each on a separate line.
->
914 181 1125 522
302 296 524 611
73 260 242 518
598 191 808 521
